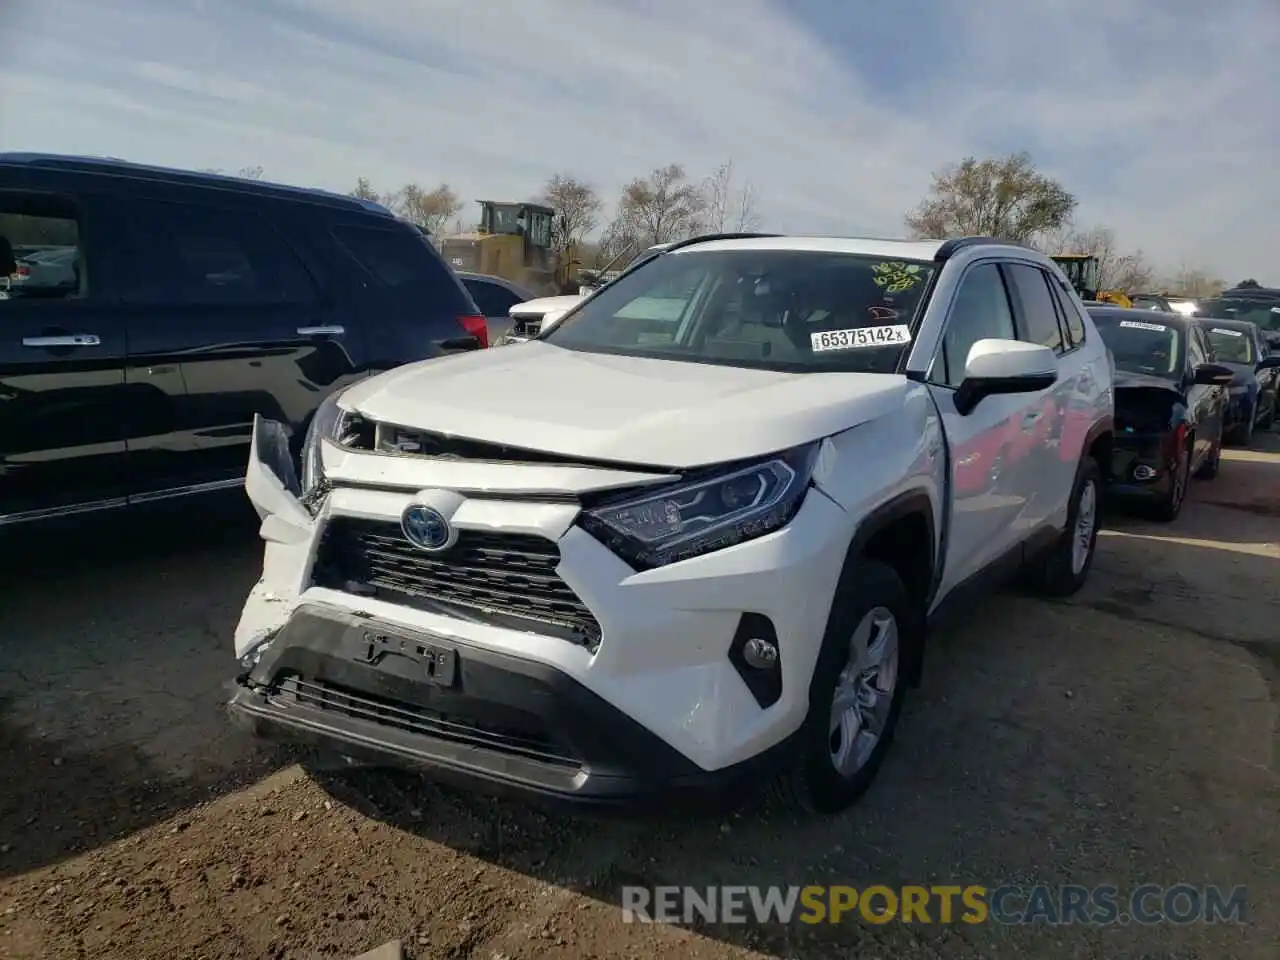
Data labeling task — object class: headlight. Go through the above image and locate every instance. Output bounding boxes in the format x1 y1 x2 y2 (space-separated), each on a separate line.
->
579 443 818 570
300 392 346 498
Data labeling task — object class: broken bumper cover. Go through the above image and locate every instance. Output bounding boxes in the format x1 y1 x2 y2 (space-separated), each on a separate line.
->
228 603 791 807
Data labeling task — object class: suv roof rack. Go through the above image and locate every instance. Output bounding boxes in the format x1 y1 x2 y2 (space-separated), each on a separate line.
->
0 152 394 216
662 232 783 253
933 236 1031 260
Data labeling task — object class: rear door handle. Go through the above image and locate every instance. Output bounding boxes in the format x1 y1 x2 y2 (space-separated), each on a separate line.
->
297 325 344 337
22 334 100 348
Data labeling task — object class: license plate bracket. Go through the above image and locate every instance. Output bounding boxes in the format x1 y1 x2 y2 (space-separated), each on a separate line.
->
351 627 458 688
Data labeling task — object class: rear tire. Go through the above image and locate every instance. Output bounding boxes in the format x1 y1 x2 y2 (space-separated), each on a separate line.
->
1024 455 1101 596
774 560 918 815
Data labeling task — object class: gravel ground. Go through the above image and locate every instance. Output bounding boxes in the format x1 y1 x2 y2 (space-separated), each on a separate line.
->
1 436 1277 960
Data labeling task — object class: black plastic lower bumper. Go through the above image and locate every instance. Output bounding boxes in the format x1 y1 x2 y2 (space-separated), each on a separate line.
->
1107 434 1174 501
228 603 790 809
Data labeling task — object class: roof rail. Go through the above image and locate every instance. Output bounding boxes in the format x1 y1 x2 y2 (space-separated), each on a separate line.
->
933 236 1031 260
662 232 783 253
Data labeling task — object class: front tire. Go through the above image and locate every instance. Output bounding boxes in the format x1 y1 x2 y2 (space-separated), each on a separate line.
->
1150 444 1190 521
774 560 917 815
1193 433 1221 480
1024 455 1102 596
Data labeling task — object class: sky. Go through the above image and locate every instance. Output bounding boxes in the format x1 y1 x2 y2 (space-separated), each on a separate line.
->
2 0 1277 281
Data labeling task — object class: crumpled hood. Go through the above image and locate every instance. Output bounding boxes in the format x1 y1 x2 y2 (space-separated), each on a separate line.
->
339 342 910 468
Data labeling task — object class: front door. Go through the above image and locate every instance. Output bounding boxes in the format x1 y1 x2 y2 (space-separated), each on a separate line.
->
0 188 130 523
925 261 1041 598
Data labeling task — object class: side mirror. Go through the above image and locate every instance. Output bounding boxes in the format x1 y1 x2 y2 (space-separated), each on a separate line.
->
1193 362 1236 386
954 339 1058 416
1256 355 1280 371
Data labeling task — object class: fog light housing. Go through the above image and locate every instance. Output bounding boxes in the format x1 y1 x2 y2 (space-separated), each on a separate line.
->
728 613 782 708
742 637 779 669
1133 464 1157 481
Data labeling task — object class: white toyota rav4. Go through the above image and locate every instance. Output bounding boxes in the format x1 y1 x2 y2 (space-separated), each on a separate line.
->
230 234 1115 814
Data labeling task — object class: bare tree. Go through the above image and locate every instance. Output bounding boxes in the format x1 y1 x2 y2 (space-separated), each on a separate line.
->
540 174 602 255
613 164 707 246
1050 224 1154 292
906 151 1076 245
200 165 265 180
702 160 761 232
350 177 382 202
595 216 640 267
1162 266 1227 299
386 183 463 237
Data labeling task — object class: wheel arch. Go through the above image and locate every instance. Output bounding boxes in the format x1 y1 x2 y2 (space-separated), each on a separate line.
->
843 489 937 685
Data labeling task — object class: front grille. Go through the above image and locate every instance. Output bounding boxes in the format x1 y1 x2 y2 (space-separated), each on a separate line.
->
273 675 579 767
511 316 542 337
313 518 602 649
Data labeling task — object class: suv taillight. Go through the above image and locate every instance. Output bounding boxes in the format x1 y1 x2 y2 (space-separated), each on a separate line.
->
458 314 488 349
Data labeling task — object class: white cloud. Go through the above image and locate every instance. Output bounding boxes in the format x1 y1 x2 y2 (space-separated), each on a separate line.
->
1 0 1276 279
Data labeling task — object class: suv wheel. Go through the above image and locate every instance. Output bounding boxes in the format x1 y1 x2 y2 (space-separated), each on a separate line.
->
1024 455 1102 597
774 560 916 815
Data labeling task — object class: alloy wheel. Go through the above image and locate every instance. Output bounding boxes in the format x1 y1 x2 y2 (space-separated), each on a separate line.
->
1071 478 1098 575
829 607 899 778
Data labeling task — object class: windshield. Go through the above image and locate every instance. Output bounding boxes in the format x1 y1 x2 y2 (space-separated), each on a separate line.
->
542 249 935 373
1196 296 1280 331
1090 312 1182 378
1204 325 1255 364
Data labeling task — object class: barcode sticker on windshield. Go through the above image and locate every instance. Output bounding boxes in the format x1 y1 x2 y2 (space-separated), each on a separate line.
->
1119 320 1167 332
810 325 912 352
1210 327 1243 337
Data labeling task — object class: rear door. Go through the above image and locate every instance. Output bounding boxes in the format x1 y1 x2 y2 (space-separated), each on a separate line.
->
327 222 483 364
112 192 360 495
0 183 130 522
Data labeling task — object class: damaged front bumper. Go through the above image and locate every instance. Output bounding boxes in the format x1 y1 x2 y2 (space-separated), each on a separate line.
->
230 414 851 803
229 602 792 808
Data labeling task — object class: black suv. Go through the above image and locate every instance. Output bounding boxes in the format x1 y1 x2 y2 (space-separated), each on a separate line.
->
0 153 486 529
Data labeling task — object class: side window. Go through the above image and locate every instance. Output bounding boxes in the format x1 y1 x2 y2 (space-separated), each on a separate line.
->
0 192 88 303
1004 263 1065 354
464 279 520 317
120 199 319 305
930 263 1016 388
1048 275 1087 348
332 223 465 309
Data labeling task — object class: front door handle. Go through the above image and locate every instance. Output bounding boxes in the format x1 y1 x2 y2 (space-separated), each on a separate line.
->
297 325 344 337
22 334 101 348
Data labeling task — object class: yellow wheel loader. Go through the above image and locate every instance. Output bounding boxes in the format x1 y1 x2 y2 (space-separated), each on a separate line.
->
440 201 580 296
1050 254 1133 308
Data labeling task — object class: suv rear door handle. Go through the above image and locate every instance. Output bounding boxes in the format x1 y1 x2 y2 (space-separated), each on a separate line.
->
22 334 101 348
297 325 344 337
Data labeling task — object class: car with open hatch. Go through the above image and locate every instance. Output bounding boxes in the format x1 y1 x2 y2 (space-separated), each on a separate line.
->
1086 306 1233 521
229 233 1114 815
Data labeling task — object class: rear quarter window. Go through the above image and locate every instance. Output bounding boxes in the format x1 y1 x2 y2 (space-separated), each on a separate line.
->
331 222 471 311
